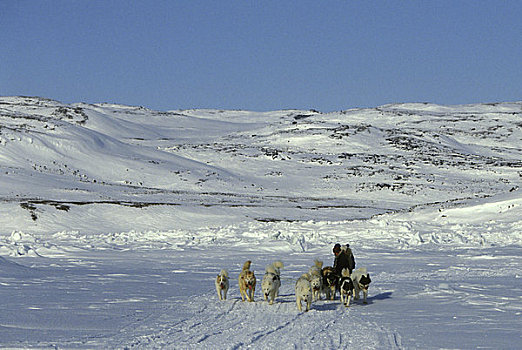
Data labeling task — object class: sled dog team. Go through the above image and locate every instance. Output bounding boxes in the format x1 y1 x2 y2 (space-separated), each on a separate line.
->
215 244 371 311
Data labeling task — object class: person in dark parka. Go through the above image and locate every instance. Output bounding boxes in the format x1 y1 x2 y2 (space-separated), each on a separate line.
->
333 243 355 276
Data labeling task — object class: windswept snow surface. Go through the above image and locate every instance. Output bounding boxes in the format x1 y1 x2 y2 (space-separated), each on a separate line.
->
0 96 521 349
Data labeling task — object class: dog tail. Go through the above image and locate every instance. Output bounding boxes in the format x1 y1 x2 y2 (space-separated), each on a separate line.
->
341 268 350 277
354 267 367 275
314 259 323 269
266 260 284 274
300 273 311 281
308 266 317 275
242 260 252 271
308 266 321 276
273 260 284 269
266 264 277 275
220 269 229 278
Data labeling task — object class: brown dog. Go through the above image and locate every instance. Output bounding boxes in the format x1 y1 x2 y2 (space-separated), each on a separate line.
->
321 266 338 300
238 260 256 302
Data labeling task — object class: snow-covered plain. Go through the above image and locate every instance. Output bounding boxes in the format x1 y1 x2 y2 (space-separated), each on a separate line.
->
0 96 521 349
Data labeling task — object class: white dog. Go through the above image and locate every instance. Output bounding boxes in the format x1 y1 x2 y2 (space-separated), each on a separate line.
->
351 267 372 304
215 269 229 301
308 259 323 302
339 268 355 307
262 260 284 304
295 273 312 312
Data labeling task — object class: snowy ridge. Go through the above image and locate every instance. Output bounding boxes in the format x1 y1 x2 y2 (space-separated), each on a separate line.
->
2 191 520 258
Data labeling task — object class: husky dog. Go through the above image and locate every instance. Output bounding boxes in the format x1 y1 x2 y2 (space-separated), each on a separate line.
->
351 267 372 304
262 260 284 304
215 269 229 301
308 259 323 302
238 260 256 302
339 268 355 307
295 273 312 312
321 266 338 300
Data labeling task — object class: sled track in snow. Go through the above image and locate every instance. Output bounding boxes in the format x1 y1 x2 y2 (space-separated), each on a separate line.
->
114 290 402 350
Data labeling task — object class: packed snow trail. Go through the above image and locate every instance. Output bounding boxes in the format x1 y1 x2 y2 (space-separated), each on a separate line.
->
107 248 402 350
114 292 400 349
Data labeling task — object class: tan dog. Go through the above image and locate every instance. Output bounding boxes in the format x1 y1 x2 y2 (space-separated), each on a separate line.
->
215 269 229 301
238 260 256 302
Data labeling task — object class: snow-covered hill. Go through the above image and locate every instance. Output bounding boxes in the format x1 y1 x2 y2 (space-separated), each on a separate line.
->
0 96 520 348
1 96 520 233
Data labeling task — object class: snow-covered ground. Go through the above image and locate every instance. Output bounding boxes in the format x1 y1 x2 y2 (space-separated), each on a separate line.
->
0 96 521 348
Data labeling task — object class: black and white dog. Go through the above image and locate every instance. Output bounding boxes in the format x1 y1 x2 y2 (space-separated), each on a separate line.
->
339 268 355 307
351 267 372 304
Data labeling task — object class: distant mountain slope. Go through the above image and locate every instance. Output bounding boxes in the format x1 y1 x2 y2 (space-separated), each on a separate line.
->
0 96 520 233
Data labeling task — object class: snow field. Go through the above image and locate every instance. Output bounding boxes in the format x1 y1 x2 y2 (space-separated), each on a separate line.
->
1 213 520 349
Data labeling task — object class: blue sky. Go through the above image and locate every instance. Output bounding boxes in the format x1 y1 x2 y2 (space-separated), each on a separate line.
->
1 1 521 111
